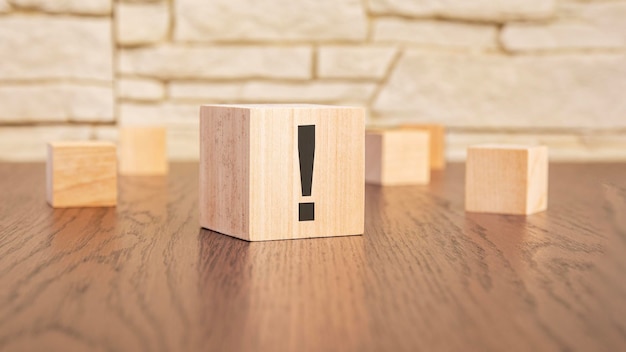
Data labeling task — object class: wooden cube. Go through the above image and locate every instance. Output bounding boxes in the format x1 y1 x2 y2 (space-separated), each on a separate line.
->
199 104 365 241
465 144 548 215
47 141 117 208
365 129 430 185
402 124 446 169
118 126 168 175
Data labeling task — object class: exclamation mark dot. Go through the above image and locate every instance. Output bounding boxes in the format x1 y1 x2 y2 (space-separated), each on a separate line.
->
298 125 315 221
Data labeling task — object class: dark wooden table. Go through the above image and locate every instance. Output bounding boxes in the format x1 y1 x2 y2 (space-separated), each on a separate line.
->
1 163 625 352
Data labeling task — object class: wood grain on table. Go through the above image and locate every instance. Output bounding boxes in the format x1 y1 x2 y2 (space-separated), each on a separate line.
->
0 163 625 352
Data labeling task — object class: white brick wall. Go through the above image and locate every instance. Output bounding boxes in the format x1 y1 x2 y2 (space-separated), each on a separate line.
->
1 0 626 161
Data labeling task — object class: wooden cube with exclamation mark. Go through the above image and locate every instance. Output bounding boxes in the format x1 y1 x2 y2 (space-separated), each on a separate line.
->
199 104 365 241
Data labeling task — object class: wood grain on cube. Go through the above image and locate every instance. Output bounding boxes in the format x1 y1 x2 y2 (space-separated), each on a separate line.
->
46 141 117 208
465 144 548 215
118 127 168 175
365 129 430 185
402 124 446 169
199 106 250 239
200 104 365 241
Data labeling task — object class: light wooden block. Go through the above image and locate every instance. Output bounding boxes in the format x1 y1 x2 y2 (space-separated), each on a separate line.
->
118 126 168 175
465 144 548 215
199 104 365 242
365 129 430 185
46 141 117 208
402 124 446 169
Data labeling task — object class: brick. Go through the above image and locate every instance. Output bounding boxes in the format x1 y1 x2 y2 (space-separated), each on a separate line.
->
119 45 311 79
0 0 10 12
169 81 376 104
373 51 626 128
175 0 366 41
0 84 114 123
502 2 626 51
367 0 554 22
10 0 111 15
117 78 165 101
0 16 112 81
373 18 497 49
317 46 397 79
116 2 169 45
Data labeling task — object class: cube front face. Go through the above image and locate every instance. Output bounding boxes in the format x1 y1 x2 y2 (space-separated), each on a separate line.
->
47 142 117 208
200 104 365 241
402 124 446 170
118 127 168 175
365 130 430 186
465 145 548 215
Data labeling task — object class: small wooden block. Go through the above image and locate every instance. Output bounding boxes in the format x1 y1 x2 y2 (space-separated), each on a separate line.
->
365 129 430 185
200 104 365 242
46 141 117 208
118 127 168 175
402 124 446 169
465 144 548 215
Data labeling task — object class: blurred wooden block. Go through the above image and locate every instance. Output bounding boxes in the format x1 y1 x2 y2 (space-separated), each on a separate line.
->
465 144 548 215
365 129 430 185
46 141 117 208
118 127 168 175
402 124 446 169
200 104 365 241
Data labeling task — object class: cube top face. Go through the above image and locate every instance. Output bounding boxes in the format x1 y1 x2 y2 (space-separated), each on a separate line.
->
401 123 444 134
47 141 117 208
49 141 115 148
365 129 430 186
465 144 548 215
202 103 359 110
118 126 168 175
200 104 365 241
470 144 543 151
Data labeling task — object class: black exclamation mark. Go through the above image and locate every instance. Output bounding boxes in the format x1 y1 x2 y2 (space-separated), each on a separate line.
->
298 125 315 221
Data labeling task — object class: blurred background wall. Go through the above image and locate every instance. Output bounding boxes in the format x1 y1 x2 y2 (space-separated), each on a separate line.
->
1 0 625 161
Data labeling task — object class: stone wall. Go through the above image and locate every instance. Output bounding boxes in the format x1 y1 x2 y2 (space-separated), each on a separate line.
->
1 0 625 161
